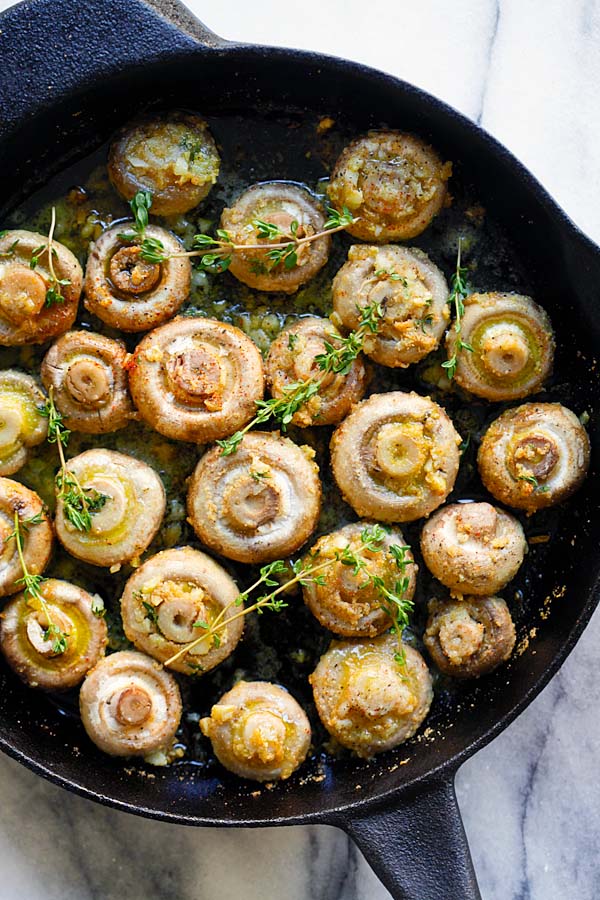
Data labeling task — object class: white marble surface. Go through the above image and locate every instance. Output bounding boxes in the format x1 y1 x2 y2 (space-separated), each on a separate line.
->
0 0 599 898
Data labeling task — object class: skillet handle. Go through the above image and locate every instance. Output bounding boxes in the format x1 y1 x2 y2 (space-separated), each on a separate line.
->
339 774 481 900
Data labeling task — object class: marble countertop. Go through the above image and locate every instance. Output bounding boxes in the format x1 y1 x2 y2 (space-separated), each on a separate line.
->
0 0 598 898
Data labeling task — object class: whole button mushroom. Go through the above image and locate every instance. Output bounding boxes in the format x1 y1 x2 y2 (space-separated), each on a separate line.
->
446 293 554 401
424 595 516 679
200 681 311 781
108 111 220 215
128 317 264 443
328 132 451 242
84 224 191 332
54 449 165 568
420 502 527 597
219 182 331 293
0 370 48 475
332 246 450 367
265 317 368 426
79 650 182 757
41 331 134 434
330 391 462 522
0 230 82 346
310 634 433 757
120 547 244 676
0 579 107 690
0 478 53 598
478 403 590 514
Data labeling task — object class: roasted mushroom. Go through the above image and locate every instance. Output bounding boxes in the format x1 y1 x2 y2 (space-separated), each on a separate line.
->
0 230 82 346
302 522 416 637
0 370 48 475
120 547 244 675
54 449 165 568
330 391 461 522
219 182 331 293
128 317 264 443
420 502 527 596
200 681 311 781
79 650 182 758
84 223 191 332
108 111 220 215
188 432 321 564
265 317 368 426
424 595 516 679
0 479 53 598
310 634 433 757
332 246 449 367
0 579 107 690
478 403 590 513
41 331 134 434
446 292 554 400
328 132 451 242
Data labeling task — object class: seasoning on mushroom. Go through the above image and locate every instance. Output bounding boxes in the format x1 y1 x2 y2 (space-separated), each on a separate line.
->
128 317 265 443
41 331 134 434
0 229 82 346
187 432 321 564
108 111 220 215
0 579 107 690
54 449 165 568
264 317 368 426
79 650 182 758
310 634 433 757
446 292 554 400
0 370 48 475
332 246 449 368
420 502 527 597
0 478 53 598
330 391 461 522
328 132 451 242
219 182 331 293
478 403 591 514
200 681 311 781
424 595 516 679
120 547 244 675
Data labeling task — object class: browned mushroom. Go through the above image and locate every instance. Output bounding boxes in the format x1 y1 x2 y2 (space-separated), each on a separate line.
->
0 478 53 598
200 681 311 781
128 317 265 443
0 370 48 475
330 391 461 522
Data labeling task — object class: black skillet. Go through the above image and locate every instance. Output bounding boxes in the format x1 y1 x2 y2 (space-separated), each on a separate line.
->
0 1 599 897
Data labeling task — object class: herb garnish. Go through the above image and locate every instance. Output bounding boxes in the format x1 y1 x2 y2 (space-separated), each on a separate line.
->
441 242 473 380
29 208 71 307
518 473 550 493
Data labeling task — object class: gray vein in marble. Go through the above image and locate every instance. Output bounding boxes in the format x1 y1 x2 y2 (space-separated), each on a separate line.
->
475 0 500 125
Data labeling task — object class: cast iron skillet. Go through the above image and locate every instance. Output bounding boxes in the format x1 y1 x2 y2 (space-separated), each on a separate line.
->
0 1 599 897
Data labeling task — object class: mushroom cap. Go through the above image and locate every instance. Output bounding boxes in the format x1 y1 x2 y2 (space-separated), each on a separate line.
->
0 370 48 475
328 132 451 242
220 182 331 293
108 111 220 215
0 579 107 690
84 224 191 332
79 650 182 757
41 331 134 434
478 403 590 513
310 634 433 757
200 681 311 781
302 522 417 637
332 245 450 368
420 502 527 596
54 449 165 568
446 292 554 401
120 547 244 676
0 230 82 346
188 432 322 564
424 595 516 679
265 317 369 426
0 478 53 598
330 391 462 522
128 317 265 443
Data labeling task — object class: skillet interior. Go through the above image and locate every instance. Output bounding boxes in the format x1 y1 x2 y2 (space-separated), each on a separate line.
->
0 47 599 826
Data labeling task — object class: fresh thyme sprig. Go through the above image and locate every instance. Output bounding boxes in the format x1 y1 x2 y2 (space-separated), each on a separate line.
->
441 241 473 380
517 473 550 493
29 207 71 307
